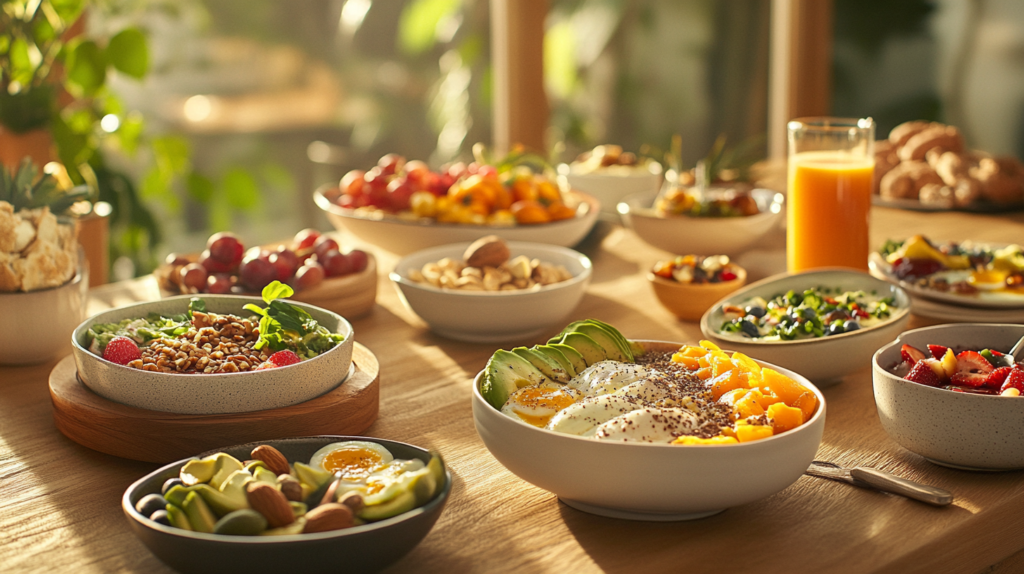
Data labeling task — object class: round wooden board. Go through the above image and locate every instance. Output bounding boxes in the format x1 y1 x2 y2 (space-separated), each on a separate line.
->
49 343 380 463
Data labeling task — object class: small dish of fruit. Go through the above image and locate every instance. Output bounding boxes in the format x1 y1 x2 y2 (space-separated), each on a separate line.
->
892 342 1023 396
647 255 747 321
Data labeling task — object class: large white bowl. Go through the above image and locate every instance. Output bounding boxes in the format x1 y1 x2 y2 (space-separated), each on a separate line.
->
391 241 592 343
561 162 662 218
315 186 600 256
700 269 912 384
617 189 784 256
72 295 354 414
0 254 88 365
873 323 1024 471
472 341 826 521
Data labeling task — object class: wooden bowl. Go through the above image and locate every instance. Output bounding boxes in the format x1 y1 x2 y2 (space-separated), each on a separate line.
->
647 266 747 322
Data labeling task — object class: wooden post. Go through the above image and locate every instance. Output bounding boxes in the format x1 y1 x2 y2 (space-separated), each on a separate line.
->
490 0 549 155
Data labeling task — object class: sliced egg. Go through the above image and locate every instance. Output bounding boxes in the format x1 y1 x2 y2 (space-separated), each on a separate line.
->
968 269 1008 291
592 407 700 443
545 394 641 437
501 383 580 427
568 361 652 397
309 441 394 480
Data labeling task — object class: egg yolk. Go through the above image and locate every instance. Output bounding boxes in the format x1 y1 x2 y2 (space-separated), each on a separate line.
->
321 447 384 479
969 269 1008 289
511 387 577 426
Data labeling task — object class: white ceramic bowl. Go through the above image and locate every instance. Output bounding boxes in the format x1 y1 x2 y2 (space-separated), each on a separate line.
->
617 189 784 256
700 269 912 384
0 257 88 365
391 241 592 343
872 323 1024 471
315 186 600 256
561 162 662 218
472 341 826 521
72 295 354 414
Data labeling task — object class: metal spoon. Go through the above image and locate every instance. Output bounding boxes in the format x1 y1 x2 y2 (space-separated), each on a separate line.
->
805 461 953 506
1007 334 1024 363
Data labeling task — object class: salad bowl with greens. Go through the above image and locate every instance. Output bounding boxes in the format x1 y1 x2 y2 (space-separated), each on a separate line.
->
72 283 354 414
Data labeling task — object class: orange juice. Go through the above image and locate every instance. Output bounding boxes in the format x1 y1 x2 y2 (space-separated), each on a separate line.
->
787 151 873 271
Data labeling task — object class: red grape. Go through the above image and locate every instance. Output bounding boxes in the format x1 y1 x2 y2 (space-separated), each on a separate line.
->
239 258 277 291
404 160 429 181
165 253 190 266
340 170 366 196
293 229 321 251
200 250 235 274
346 249 369 273
180 263 208 291
206 273 234 294
321 249 354 277
313 236 340 259
207 232 244 266
294 263 325 290
386 177 417 211
243 246 270 263
378 153 405 176
269 248 299 281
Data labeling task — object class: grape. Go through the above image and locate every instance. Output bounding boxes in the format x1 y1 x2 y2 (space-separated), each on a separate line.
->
206 273 234 294
321 250 354 277
165 253 191 266
239 258 277 291
180 263 208 291
269 248 299 281
313 236 340 259
386 178 417 211
243 246 269 263
199 250 234 274
293 229 320 251
346 249 369 274
207 232 244 266
378 153 406 176
340 170 366 196
295 263 325 290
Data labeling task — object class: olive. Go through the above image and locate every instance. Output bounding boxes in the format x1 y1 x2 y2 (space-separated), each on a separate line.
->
161 477 183 496
150 509 171 526
844 321 861 332
828 322 845 336
135 493 167 517
745 306 766 318
740 320 759 338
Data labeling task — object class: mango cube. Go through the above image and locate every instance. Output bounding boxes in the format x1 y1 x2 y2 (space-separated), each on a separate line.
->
673 435 739 445
735 424 774 443
767 403 804 434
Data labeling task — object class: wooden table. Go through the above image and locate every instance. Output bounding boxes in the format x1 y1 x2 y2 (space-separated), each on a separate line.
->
3 207 1024 574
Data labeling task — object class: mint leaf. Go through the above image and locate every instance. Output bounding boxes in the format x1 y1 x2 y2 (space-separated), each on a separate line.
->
262 281 294 304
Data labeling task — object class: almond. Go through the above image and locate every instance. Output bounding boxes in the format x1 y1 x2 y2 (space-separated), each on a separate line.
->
277 475 303 502
302 503 354 534
337 491 364 513
251 445 290 476
246 482 295 528
464 235 510 269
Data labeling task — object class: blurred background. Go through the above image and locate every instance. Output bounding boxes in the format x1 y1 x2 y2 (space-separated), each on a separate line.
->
4 0 1024 280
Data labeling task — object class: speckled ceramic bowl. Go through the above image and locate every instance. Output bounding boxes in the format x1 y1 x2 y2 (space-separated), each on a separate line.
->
72 295 354 414
873 323 1024 471
123 436 451 574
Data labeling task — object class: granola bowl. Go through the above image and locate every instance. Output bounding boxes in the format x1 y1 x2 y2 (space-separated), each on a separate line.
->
71 295 354 414
0 259 88 365
390 241 592 343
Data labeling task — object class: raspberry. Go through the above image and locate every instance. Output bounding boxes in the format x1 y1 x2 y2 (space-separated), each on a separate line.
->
268 350 301 367
103 336 141 365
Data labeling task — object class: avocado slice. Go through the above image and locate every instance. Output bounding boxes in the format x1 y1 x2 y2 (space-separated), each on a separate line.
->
480 350 551 409
512 347 570 383
550 343 587 374
359 490 418 522
183 491 217 533
163 484 196 508
580 320 639 359
533 345 576 378
165 503 192 531
571 324 629 362
558 332 608 366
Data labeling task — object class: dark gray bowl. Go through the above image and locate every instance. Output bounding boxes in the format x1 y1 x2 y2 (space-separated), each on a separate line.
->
122 436 451 574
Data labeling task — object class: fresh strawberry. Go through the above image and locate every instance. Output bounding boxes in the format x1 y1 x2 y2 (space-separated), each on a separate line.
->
103 336 141 365
268 350 301 367
984 367 1013 389
927 344 949 359
951 372 988 388
1001 367 1024 393
900 344 927 365
956 350 995 374
254 361 276 370
905 361 941 387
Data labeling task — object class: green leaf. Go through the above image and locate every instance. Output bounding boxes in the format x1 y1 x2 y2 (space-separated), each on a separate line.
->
398 0 461 55
186 172 214 203
66 40 107 95
222 167 260 210
188 297 206 319
261 281 294 304
243 303 267 317
107 28 149 79
9 37 34 86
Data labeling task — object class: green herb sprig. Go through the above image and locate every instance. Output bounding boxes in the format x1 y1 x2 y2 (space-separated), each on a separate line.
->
244 281 319 351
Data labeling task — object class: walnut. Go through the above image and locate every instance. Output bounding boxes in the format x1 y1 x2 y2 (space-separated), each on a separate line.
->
879 161 942 200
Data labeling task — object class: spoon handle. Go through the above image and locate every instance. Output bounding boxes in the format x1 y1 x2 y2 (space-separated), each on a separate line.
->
850 467 954 506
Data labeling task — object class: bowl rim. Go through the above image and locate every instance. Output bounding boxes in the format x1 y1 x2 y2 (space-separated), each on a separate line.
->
616 188 785 221
872 322 1024 401
122 435 453 544
314 184 600 230
473 339 826 450
389 241 593 298
72 294 353 377
700 268 912 347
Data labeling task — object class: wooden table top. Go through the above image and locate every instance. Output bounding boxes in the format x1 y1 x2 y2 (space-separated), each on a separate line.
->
3 206 1024 574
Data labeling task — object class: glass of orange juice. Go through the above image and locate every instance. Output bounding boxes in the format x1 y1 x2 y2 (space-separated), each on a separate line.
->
787 117 875 272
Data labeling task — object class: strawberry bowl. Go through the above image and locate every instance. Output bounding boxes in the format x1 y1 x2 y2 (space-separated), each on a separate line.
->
872 323 1024 471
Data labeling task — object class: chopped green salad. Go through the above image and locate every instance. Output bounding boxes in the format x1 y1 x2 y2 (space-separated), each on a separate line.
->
719 287 896 341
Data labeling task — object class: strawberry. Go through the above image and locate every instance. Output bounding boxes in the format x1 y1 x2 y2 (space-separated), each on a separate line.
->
1001 367 1024 393
103 336 141 365
900 344 927 365
956 350 995 374
927 344 949 359
268 350 301 367
254 361 276 370
905 361 941 387
951 372 988 388
984 367 1013 389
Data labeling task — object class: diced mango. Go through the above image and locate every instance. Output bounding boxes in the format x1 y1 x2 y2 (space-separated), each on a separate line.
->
760 368 808 406
720 426 737 438
673 435 739 445
697 356 711 369
711 354 734 377
694 367 713 380
793 391 818 421
735 424 774 443
676 345 708 358
767 403 804 434
700 340 722 352
709 369 746 400
673 355 701 370
734 390 765 419
718 388 748 407
755 389 784 410
731 352 761 374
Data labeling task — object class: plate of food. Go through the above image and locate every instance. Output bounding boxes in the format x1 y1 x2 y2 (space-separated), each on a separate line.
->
869 235 1024 309
472 319 825 521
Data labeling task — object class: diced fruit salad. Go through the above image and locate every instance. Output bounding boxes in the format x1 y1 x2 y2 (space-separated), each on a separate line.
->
655 186 761 218
133 442 446 536
479 319 818 444
892 343 1024 396
323 147 581 226
85 282 344 373
879 235 1024 295
651 255 739 284
720 287 897 340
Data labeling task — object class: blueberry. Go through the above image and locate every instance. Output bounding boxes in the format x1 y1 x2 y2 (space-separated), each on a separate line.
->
801 307 817 320
161 477 182 496
828 322 845 336
745 305 766 318
135 493 167 517
150 509 171 526
740 320 759 338
844 321 861 332
787 313 801 325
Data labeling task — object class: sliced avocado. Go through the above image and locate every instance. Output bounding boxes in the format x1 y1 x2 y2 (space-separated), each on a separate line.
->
293 462 332 491
427 452 446 497
164 484 196 508
512 347 570 383
213 509 267 536
581 320 638 359
480 349 551 409
183 491 217 533
558 332 607 366
572 324 629 362
533 345 576 377
359 490 418 522
180 452 243 487
289 501 308 518
209 456 244 490
165 503 192 531
550 343 587 374
253 467 278 485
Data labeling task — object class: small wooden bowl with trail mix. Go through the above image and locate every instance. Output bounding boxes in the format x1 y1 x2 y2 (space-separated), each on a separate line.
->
72 282 355 414
648 255 747 321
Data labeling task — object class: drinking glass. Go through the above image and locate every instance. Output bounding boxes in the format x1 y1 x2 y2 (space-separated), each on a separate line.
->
787 117 875 272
